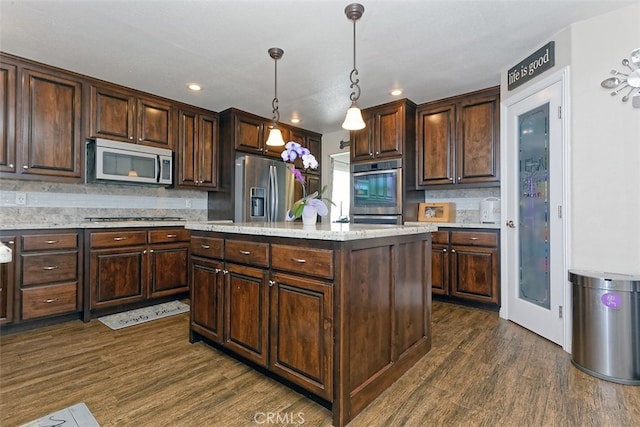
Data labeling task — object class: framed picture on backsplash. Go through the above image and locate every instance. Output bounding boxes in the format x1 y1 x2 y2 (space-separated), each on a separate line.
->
418 202 455 223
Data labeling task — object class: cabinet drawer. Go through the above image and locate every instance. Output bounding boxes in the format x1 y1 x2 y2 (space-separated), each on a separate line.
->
191 236 223 259
149 228 190 244
21 283 78 319
225 239 269 267
450 231 497 247
431 231 449 245
90 231 147 248
22 233 78 251
272 244 334 279
21 252 78 286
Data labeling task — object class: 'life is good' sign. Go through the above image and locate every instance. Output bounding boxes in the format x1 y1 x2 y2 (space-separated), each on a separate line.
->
508 41 555 90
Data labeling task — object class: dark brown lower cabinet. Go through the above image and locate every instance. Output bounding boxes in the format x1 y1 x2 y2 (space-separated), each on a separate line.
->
86 227 189 318
188 229 431 427
431 228 500 306
0 236 16 326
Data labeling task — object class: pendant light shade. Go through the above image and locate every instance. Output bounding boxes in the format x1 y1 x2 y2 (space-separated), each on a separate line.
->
342 3 365 131
266 47 285 147
342 105 366 130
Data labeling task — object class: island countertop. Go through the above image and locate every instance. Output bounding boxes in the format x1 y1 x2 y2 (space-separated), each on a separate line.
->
184 221 437 241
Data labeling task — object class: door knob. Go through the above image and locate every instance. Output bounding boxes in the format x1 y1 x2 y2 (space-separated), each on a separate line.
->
506 220 516 228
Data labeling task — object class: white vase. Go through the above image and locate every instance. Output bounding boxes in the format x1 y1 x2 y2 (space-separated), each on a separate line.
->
301 204 318 226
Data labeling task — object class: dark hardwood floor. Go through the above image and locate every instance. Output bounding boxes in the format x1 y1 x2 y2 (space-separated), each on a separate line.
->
1 301 638 426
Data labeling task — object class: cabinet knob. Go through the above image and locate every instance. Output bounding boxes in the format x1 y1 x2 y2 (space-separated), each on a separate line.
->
443 248 447 253
457 177 461 180
7 241 14 245
222 269 229 275
214 268 221 273
129 136 134 140
149 249 154 253
23 165 29 169
138 137 142 142
506 220 516 228
268 280 276 287
8 163 13 168
375 151 379 155
449 177 453 181
451 249 456 253
143 250 147 254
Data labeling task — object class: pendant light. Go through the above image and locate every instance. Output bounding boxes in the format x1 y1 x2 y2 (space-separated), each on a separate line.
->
342 3 366 131
266 47 286 146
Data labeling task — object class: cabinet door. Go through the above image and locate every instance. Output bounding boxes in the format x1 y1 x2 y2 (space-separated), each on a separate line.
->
374 103 404 159
197 113 219 188
190 256 224 344
417 103 455 186
269 272 333 400
178 109 197 187
431 244 449 295
89 247 147 309
21 68 82 179
0 60 16 173
224 263 269 367
456 93 499 184
148 243 189 298
450 245 499 304
234 113 264 155
0 236 16 325
90 85 136 141
350 115 374 162
136 96 172 149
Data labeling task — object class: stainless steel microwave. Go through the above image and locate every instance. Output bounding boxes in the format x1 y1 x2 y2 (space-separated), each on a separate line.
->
87 138 173 185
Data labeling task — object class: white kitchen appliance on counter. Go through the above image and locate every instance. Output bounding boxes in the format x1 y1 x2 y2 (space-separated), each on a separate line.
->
480 197 501 224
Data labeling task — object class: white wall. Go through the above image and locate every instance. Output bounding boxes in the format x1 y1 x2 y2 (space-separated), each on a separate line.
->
570 4 640 274
501 3 640 275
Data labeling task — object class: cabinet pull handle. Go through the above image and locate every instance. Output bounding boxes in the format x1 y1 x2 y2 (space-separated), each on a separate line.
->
113 237 127 241
214 268 221 273
222 269 229 275
269 280 276 287
201 244 210 249
239 250 251 255
451 249 456 253
149 249 154 253
443 248 447 253
42 266 58 270
7 241 14 245
45 240 59 244
291 258 307 264
469 237 479 240
43 299 57 303
167 234 177 238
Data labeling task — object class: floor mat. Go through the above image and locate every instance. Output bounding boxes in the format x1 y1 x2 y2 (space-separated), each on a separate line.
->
19 402 99 427
98 300 189 330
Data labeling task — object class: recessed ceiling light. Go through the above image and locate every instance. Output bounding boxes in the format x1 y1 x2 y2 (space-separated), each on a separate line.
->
390 89 403 96
291 117 300 124
187 83 202 91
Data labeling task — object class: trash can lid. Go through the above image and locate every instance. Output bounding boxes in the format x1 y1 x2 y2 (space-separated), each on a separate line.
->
569 270 640 291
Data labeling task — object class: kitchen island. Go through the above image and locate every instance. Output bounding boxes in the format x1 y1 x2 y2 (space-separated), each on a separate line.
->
184 221 436 426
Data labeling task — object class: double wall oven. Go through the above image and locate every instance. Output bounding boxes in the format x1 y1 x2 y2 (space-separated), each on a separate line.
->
351 158 403 224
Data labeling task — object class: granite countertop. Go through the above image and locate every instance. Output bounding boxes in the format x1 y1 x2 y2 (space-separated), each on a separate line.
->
0 220 189 230
404 221 501 229
185 221 437 241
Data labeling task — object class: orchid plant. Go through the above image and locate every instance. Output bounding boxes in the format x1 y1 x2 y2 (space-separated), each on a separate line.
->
281 141 333 220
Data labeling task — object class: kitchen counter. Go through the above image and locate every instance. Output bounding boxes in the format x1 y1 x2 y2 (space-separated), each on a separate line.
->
404 221 501 229
185 221 437 241
0 220 189 230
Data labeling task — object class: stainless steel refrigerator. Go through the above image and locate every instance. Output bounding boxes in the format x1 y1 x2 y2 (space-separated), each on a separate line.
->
234 154 295 223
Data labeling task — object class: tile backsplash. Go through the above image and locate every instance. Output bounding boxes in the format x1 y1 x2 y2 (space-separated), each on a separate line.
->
0 180 208 225
425 187 500 223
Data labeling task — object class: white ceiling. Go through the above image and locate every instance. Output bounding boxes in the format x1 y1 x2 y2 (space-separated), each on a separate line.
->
1 0 634 134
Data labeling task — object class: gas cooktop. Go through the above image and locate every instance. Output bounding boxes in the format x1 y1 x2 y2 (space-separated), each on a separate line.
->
85 216 185 222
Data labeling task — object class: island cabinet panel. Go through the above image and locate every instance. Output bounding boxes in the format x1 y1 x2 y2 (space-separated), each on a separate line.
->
0 235 16 325
90 247 147 309
190 256 224 344
187 229 432 427
269 272 333 401
224 263 269 367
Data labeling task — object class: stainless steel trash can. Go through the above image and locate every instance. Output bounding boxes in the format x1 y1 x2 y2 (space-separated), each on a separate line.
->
570 270 640 385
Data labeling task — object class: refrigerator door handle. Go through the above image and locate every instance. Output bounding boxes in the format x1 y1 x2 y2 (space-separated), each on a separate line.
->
270 165 279 221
